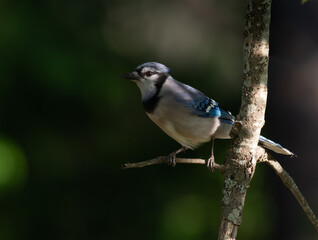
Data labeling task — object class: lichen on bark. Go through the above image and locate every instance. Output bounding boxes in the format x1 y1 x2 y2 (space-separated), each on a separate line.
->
218 1 272 239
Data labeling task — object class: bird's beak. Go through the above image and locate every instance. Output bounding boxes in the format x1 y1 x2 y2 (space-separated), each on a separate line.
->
120 71 140 81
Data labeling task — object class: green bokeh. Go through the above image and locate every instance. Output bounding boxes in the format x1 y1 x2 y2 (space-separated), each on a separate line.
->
160 194 215 239
0 138 27 192
0 0 317 239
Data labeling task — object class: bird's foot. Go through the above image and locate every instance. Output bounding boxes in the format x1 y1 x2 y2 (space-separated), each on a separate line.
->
206 156 215 172
167 153 177 167
166 147 187 167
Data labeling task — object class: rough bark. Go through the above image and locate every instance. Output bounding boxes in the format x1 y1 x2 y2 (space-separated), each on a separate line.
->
122 147 318 232
123 0 318 237
218 0 272 239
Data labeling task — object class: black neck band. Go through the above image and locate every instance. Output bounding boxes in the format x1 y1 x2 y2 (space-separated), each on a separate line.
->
142 74 167 113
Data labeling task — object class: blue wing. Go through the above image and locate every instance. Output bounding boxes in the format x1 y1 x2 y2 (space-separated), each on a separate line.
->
193 96 220 117
173 80 235 124
193 97 234 124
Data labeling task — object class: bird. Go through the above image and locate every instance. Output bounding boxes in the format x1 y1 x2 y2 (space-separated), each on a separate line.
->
122 62 294 171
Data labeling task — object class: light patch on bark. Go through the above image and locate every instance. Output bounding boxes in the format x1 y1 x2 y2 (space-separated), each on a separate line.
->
218 0 272 239
255 40 269 57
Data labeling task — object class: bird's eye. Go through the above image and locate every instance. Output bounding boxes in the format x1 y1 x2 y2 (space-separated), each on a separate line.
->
144 71 154 77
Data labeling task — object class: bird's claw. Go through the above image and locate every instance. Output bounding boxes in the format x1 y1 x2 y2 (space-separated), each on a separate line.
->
167 154 177 167
166 147 187 167
206 156 215 172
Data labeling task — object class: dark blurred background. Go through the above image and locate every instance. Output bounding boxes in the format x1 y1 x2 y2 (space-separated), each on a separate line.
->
0 0 317 239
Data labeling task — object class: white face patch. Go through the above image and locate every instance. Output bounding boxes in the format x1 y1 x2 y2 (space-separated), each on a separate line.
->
140 67 159 81
136 68 161 100
137 79 156 91
134 64 168 101
141 67 155 73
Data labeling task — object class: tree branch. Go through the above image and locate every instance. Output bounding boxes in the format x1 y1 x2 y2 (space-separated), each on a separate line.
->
122 0 318 237
265 159 318 231
122 156 225 172
255 148 318 231
122 146 318 232
218 0 272 239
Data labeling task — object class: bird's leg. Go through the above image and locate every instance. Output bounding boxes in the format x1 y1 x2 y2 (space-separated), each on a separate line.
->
207 138 215 172
167 146 187 167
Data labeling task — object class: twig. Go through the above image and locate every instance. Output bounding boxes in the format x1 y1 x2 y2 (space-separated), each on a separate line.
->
122 147 318 232
122 156 226 172
257 148 318 231
265 159 318 232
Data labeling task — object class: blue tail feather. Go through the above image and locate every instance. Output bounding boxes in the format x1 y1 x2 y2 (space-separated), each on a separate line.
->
259 135 294 156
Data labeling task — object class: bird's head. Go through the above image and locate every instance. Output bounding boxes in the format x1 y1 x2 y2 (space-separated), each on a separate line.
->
122 62 170 100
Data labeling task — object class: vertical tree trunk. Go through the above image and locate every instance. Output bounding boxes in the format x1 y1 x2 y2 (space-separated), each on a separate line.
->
218 0 272 239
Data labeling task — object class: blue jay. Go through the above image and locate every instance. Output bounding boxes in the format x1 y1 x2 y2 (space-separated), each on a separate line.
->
122 62 294 171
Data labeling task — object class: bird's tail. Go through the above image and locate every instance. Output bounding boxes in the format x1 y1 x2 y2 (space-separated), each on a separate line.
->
259 135 294 156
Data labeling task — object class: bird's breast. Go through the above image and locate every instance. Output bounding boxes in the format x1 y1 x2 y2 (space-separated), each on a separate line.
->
146 97 222 149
